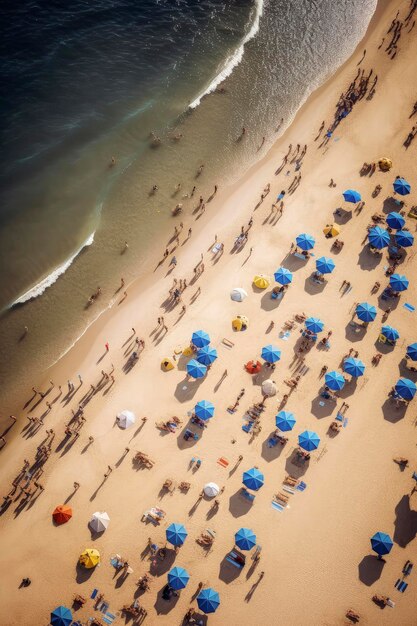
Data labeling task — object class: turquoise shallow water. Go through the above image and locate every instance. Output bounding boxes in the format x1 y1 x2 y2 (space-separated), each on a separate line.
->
0 0 376 405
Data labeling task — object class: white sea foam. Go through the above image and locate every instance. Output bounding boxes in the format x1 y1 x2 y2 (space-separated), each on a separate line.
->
11 231 95 306
189 0 264 109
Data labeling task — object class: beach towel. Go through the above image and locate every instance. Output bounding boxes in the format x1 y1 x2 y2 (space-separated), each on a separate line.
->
271 501 284 512
217 457 229 467
279 331 291 340
343 417 349 428
242 422 253 433
227 407 236 414
404 303 415 312
90 589 98 600
398 581 408 593
335 412 344 422
296 481 307 492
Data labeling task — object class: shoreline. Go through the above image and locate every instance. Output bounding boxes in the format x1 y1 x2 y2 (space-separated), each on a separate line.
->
0 0 380 417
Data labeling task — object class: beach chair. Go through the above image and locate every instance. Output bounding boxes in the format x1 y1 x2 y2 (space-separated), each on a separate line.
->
274 492 289 504
184 428 198 441
271 500 284 512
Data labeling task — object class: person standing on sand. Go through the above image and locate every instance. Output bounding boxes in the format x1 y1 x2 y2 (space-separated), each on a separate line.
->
105 342 109 351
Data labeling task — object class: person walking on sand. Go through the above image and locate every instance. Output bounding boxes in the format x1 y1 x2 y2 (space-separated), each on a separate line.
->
188 228 192 238
169 256 177 267
105 342 109 351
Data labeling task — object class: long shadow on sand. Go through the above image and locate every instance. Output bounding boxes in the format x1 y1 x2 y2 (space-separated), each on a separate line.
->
229 490 254 518
75 563 95 584
344 320 368 343
218 555 242 583
310 396 336 418
260 291 285 312
261 434 286 462
358 555 385 586
381 398 408 423
174 378 204 403
357 247 382 271
393 495 417 547
284 450 309 478
154 584 180 614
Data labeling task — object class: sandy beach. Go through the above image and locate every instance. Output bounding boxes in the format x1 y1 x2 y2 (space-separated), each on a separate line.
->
1 1 417 624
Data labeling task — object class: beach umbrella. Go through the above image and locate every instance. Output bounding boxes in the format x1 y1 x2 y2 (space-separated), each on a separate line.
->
368 226 390 249
394 378 417 400
343 189 361 203
371 531 393 556
389 273 409 292
51 606 72 626
197 588 220 614
168 566 190 590
242 467 264 491
191 330 210 348
386 211 405 230
262 379 277 396
261 344 281 363
203 482 220 497
275 410 296 432
343 357 365 378
325 370 345 391
296 233 315 250
90 511 110 533
356 302 377 322
166 523 188 547
253 274 270 289
381 325 400 342
230 287 248 302
274 267 293 285
52 504 72 525
396 230 414 248
323 224 340 237
305 317 324 333
187 359 207 379
298 430 320 452
393 177 411 195
235 528 257 551
378 157 392 171
117 410 136 429
194 400 215 420
79 548 100 569
246 360 262 374
196 346 218 366
406 343 417 361
315 256 335 274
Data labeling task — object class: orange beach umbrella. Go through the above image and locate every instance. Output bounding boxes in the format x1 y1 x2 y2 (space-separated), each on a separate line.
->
52 504 73 525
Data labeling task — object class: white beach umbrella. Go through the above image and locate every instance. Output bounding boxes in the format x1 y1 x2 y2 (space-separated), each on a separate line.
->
117 410 136 429
203 482 220 498
230 288 248 302
90 511 110 532
261 379 277 397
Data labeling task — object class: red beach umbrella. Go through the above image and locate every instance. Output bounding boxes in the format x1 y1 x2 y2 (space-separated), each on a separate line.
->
52 504 73 525
245 360 262 374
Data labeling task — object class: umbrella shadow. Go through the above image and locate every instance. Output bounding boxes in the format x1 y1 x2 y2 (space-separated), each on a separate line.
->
338 378 358 398
174 378 203 403
284 450 309 477
75 563 96 584
89 525 106 541
176 353 190 372
261 434 285 462
304 276 326 295
377 294 401 312
310 396 336 418
176 423 204 449
228 490 254 518
280 254 308 272
381 398 407 423
154 584 180 614
181 613 207 626
382 196 403 213
344 321 367 342
150 550 176 577
333 208 352 224
393 494 417 547
357 555 385 586
373 339 396 355
218 555 243 583
397 359 417 379
259 291 284 311
357 247 382 271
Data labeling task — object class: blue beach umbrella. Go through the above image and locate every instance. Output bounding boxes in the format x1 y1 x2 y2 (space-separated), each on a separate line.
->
406 343 417 361
394 378 417 400
166 523 188 547
343 357 365 378
168 566 190 590
235 527 257 551
389 273 409 292
275 410 296 432
356 302 377 322
274 267 293 285
393 178 411 195
296 233 316 251
298 430 320 452
261 344 281 363
187 359 207 379
396 230 414 248
325 370 345 391
343 189 361 203
196 345 218 366
51 607 72 626
305 317 324 333
381 325 399 342
191 330 210 348
194 400 215 420
197 588 220 614
386 211 405 230
371 531 393 557
368 226 390 249
242 467 264 491
316 256 336 275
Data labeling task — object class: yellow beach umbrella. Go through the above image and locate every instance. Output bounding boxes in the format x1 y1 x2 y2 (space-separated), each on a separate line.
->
323 224 340 238
253 274 270 289
161 358 175 371
79 548 100 569
182 346 193 356
232 315 249 331
378 157 392 171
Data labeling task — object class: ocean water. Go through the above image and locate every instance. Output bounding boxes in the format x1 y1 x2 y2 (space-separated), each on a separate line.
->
0 0 376 405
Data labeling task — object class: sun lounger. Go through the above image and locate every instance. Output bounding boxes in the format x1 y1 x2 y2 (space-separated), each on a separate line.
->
274 492 289 504
240 488 255 502
282 486 295 495
296 481 307 491
294 252 308 260
403 561 413 576
206 528 216 538
183 428 199 441
268 437 278 447
91 589 99 600
398 581 408 592
271 500 284 512
242 422 253 433
404 303 415 312
226 551 245 568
